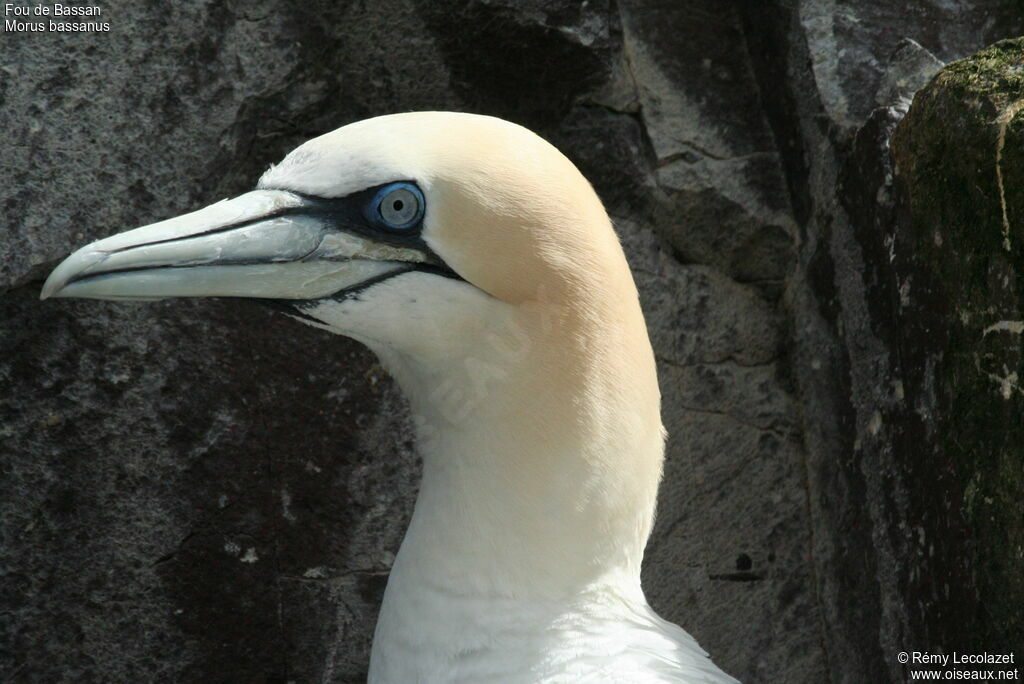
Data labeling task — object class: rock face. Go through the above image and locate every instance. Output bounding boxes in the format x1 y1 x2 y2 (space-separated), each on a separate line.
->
1 2 1021 682
889 38 1024 654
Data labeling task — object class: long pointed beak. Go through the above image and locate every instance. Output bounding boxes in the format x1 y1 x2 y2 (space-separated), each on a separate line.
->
41 190 430 301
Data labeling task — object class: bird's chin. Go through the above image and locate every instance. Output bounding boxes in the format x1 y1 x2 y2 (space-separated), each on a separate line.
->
247 262 467 328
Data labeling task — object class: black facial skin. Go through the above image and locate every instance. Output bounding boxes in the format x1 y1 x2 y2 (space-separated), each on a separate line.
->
246 182 463 324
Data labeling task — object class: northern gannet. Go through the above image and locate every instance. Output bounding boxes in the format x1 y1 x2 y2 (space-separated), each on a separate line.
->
42 112 739 683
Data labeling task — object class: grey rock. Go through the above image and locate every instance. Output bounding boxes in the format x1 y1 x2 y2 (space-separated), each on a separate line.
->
874 38 944 108
742 3 1024 683
888 38 1024 656
797 0 1020 129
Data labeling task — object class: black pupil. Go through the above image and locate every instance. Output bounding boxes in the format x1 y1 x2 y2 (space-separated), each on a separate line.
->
393 199 404 211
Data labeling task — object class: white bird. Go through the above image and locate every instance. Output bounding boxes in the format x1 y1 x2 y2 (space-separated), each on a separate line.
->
42 112 739 683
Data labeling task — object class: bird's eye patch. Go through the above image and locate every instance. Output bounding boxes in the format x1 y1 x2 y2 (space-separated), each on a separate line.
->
369 182 424 231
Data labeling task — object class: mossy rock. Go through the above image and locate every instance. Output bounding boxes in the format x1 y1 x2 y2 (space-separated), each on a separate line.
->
892 37 1024 650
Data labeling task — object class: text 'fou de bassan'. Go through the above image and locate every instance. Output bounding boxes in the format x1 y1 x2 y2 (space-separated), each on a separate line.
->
5 3 109 32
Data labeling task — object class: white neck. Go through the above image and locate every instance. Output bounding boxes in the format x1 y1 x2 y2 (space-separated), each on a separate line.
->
361 289 665 680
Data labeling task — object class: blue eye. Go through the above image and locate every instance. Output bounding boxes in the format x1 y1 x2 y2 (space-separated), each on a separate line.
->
371 182 424 231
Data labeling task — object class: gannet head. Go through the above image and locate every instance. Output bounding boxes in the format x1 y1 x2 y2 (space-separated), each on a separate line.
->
42 112 650 404
43 112 663 584
47 114 623 336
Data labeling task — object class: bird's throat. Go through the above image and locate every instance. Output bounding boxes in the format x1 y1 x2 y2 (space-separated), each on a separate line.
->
377 318 664 594
360 286 665 679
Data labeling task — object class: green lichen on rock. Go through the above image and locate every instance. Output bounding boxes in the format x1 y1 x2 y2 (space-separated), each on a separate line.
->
892 37 1024 650
943 38 1024 101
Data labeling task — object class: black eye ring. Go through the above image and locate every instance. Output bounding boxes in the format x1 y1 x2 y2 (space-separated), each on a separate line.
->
369 182 425 231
